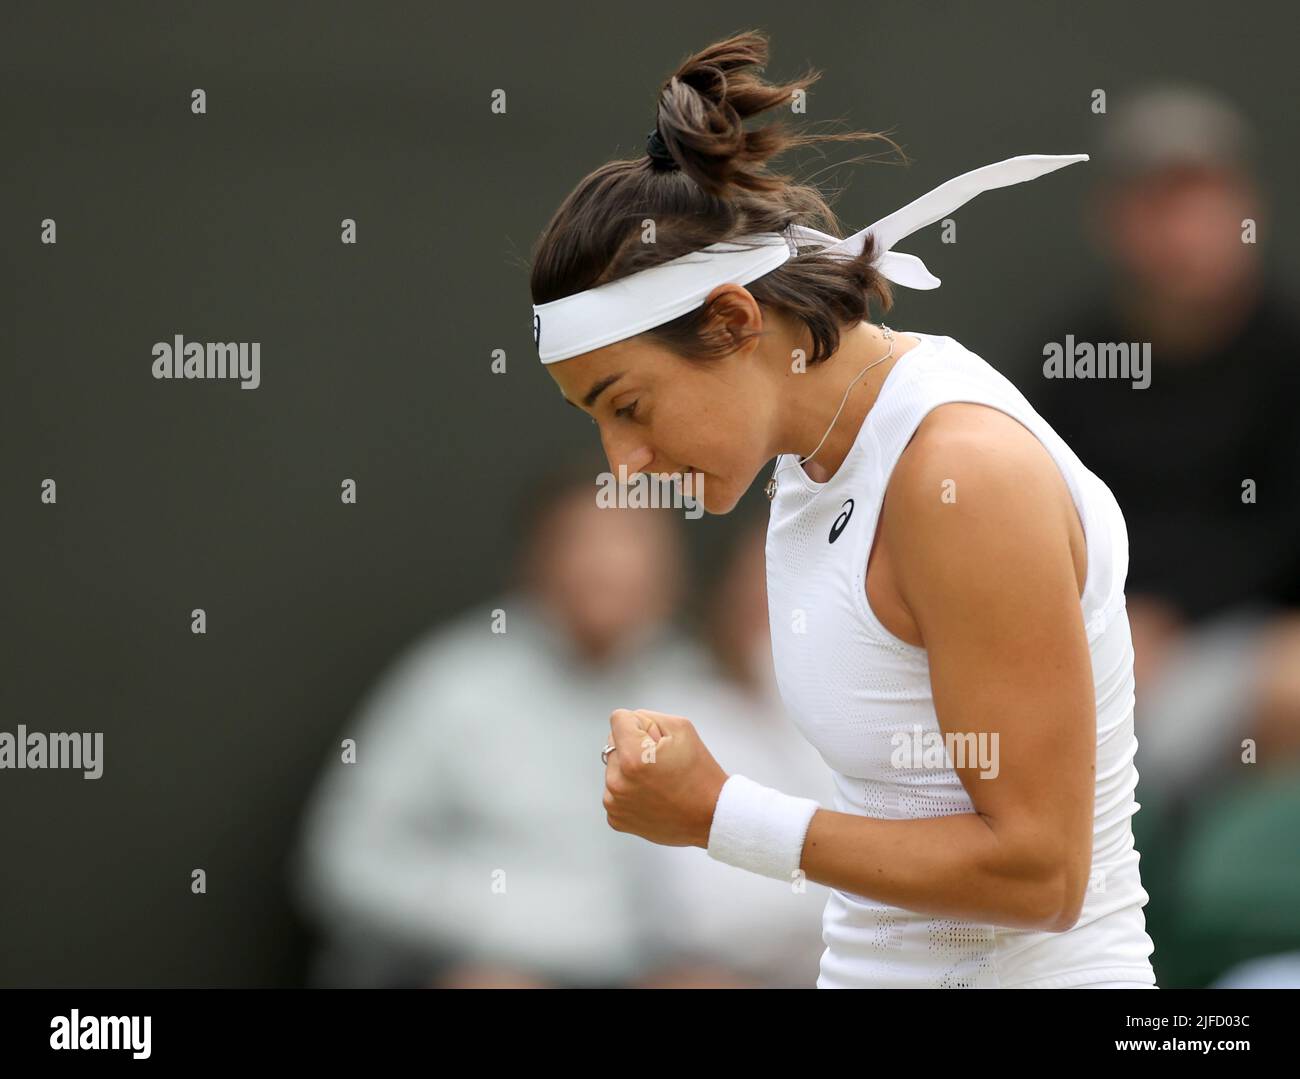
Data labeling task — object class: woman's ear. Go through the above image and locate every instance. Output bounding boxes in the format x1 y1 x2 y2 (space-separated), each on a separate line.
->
702 283 764 352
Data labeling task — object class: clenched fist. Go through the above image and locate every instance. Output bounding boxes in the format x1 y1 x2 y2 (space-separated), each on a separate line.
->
602 708 730 848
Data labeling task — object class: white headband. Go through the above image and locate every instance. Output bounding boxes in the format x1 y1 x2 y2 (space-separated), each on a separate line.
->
532 152 1088 364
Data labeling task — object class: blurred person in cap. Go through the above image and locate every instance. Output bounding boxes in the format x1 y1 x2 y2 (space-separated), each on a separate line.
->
291 459 734 988
1026 83 1300 803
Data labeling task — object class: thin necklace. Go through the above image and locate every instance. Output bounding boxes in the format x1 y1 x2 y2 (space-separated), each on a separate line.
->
765 324 895 501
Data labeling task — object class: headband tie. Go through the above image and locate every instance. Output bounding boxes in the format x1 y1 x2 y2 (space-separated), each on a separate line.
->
532 152 1088 364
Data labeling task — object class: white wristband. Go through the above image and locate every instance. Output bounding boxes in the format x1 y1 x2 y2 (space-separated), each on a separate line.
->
706 774 821 882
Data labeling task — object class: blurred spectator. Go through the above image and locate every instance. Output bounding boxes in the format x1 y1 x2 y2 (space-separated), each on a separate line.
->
290 463 703 987
1025 84 1300 798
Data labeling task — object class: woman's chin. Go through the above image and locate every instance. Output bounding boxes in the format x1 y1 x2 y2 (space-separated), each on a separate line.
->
696 474 740 516
675 467 742 516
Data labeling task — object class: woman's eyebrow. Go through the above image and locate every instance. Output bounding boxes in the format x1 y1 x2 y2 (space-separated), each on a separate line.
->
581 372 625 408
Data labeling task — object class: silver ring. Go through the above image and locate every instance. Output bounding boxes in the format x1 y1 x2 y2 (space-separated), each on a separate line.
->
601 743 615 765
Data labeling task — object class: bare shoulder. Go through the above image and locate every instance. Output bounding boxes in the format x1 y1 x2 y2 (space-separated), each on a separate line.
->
890 402 1067 512
880 401 1083 603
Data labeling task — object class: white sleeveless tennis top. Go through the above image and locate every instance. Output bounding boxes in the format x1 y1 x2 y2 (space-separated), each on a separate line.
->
765 329 1158 989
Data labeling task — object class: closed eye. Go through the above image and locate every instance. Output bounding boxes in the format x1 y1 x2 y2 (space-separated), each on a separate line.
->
614 400 639 420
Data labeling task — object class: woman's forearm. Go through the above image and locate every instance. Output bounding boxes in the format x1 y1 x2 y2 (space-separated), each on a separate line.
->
798 808 1069 931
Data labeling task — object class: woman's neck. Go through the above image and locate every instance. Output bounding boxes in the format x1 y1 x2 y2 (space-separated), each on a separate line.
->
774 321 919 483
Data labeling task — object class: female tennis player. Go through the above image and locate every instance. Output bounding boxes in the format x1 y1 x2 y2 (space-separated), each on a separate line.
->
529 30 1157 989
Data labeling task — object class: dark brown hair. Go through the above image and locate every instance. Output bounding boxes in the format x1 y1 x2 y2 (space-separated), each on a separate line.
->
529 30 908 365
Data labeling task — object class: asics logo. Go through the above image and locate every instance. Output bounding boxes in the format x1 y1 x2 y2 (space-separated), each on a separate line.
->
829 498 854 543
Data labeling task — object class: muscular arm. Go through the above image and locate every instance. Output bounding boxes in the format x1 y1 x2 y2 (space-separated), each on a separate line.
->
797 404 1096 931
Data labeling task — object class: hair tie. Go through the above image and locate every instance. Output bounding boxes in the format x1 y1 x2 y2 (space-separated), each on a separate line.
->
645 127 677 169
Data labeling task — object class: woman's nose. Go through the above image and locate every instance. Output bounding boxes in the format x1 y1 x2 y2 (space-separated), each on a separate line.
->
599 427 653 477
